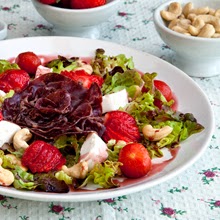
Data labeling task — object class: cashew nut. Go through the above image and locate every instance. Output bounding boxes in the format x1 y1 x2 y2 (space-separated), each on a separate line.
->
171 25 189 34
182 2 193 17
13 128 32 150
168 18 180 29
0 158 14 186
190 6 210 15
142 124 173 141
187 13 197 21
188 18 205 35
215 9 220 18
62 161 88 179
209 8 216 16
161 2 182 21
196 14 220 32
212 33 220 38
198 24 215 38
5 154 27 171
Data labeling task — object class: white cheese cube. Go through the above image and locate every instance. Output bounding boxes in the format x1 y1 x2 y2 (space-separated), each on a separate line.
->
80 132 108 171
35 65 52 78
0 121 21 148
102 89 128 114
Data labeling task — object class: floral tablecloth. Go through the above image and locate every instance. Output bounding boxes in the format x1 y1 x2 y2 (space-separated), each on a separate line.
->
0 0 220 219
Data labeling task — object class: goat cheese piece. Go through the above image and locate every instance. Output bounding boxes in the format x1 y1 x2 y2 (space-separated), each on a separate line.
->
0 121 21 148
0 90 6 97
102 89 128 114
35 65 52 78
80 132 108 171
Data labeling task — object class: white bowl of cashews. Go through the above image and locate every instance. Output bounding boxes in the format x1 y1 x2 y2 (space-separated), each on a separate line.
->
154 0 220 77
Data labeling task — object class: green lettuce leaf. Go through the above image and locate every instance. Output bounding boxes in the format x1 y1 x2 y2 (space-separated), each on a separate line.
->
55 170 72 185
107 140 126 162
12 166 37 190
0 90 15 106
102 69 144 96
0 60 20 74
46 56 79 73
91 48 134 76
54 135 85 167
79 160 122 189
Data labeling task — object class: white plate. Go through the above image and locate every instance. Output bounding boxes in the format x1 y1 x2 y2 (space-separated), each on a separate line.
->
0 36 214 202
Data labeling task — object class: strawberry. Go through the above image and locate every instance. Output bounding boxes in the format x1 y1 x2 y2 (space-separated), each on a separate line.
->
0 69 30 93
102 111 141 143
0 112 3 121
61 70 104 88
15 51 42 76
70 0 106 9
118 143 152 178
58 0 71 8
154 80 173 102
38 0 58 4
21 140 66 173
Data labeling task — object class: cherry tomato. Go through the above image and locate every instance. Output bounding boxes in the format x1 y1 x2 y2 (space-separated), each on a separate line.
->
15 51 41 76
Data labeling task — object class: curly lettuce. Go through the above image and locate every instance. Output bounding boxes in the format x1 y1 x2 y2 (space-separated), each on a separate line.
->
79 161 122 189
46 55 79 73
0 60 20 74
102 69 144 97
91 48 134 76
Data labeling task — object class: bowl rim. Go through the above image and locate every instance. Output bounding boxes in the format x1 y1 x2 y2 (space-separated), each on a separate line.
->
31 0 121 13
153 0 220 42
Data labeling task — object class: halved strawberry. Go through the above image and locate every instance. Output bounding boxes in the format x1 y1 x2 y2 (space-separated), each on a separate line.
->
102 111 141 143
118 143 152 178
15 51 42 76
21 140 66 173
61 70 103 88
0 69 30 93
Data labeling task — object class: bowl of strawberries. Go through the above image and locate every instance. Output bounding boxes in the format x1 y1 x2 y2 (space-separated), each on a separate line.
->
31 0 121 38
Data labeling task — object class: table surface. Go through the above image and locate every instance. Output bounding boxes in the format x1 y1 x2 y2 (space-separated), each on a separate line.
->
0 0 220 219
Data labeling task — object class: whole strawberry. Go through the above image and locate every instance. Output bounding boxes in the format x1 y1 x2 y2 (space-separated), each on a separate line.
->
15 51 41 76
118 143 152 178
21 140 66 173
70 0 106 9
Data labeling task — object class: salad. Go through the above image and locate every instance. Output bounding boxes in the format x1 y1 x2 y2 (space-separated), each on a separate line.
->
0 49 204 193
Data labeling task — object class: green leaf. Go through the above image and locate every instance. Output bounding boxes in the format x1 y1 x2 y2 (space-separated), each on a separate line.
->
0 60 20 74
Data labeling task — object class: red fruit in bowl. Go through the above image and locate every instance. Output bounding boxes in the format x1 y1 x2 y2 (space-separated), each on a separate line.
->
15 51 41 76
102 111 141 143
38 0 57 4
0 69 30 93
118 143 152 178
58 0 71 8
70 0 106 9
